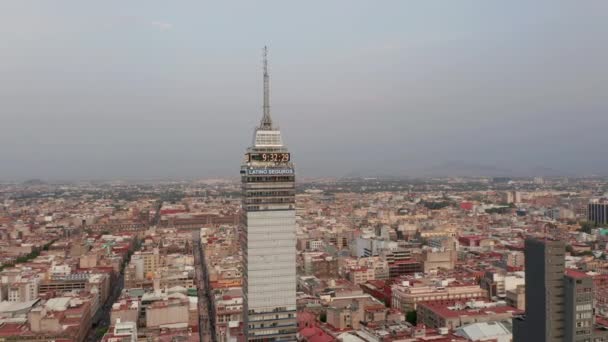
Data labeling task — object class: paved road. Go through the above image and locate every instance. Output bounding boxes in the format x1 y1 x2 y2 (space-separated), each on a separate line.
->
85 272 125 341
193 231 216 342
151 200 163 226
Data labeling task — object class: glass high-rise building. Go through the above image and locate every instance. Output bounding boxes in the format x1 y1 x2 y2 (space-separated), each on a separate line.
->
240 47 297 342
588 198 608 226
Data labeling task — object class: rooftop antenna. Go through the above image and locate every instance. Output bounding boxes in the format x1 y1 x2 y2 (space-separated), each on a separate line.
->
260 46 273 130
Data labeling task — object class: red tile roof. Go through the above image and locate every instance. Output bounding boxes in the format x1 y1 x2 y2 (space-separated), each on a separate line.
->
420 302 519 319
565 269 590 279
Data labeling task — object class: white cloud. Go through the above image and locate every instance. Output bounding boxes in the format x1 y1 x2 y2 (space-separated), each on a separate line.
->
150 21 173 31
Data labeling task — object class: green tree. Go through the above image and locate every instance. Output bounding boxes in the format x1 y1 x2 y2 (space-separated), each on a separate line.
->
421 201 451 210
95 327 108 338
580 221 596 234
319 312 327 323
485 207 510 214
406 310 417 325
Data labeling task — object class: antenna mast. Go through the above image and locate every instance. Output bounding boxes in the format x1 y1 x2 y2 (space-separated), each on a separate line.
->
261 46 273 129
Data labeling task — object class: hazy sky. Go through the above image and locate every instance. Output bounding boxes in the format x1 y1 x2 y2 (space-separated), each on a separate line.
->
1 1 607 180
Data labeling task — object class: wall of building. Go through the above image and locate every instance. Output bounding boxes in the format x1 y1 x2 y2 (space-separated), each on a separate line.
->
146 302 189 328
111 309 139 326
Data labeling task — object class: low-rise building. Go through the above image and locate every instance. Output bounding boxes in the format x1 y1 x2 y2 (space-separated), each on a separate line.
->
505 284 525 310
110 298 140 326
145 294 189 328
391 281 487 312
326 295 386 330
417 300 518 330
348 267 375 285
28 296 92 342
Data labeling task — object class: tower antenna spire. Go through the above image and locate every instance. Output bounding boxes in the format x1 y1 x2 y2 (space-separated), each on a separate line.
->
260 45 273 129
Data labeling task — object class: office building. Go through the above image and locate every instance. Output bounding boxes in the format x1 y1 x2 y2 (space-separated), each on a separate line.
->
564 270 595 341
506 191 522 204
513 238 566 341
240 47 297 341
513 238 608 342
588 198 608 226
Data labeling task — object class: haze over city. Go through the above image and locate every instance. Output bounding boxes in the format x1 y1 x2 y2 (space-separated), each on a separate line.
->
1 1 607 181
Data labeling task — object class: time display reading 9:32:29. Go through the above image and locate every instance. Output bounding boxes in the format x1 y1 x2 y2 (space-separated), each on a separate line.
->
247 153 290 162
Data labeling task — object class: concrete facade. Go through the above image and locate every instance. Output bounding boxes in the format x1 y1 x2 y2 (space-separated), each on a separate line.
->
513 238 566 342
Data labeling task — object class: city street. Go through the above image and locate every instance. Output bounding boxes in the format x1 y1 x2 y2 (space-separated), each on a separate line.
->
85 272 125 341
193 231 216 342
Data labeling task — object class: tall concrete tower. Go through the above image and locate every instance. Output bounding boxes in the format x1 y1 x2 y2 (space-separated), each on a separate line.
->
240 47 297 341
513 238 566 342
513 238 608 341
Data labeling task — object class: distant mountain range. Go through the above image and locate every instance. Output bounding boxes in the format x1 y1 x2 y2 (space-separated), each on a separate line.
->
417 161 574 178
340 161 580 179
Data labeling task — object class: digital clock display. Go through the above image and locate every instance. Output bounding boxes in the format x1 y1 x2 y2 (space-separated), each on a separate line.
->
247 153 290 163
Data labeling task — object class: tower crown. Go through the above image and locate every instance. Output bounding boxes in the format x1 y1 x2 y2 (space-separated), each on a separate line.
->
252 46 285 149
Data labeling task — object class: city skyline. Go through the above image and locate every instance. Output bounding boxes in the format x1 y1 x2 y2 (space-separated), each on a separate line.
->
4 3 608 342
2 1 608 180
